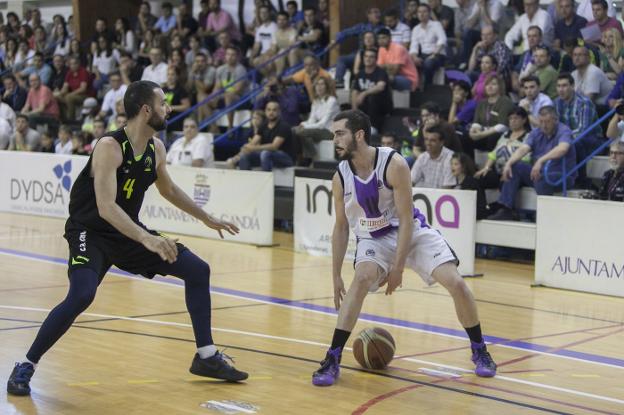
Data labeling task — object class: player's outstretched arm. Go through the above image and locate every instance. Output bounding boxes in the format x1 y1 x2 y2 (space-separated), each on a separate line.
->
385 154 414 295
93 137 178 263
332 172 349 310
153 139 239 239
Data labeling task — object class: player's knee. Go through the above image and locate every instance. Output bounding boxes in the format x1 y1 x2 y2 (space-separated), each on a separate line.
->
71 286 97 312
352 272 376 291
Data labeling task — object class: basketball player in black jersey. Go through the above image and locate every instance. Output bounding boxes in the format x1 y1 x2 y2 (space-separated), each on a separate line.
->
7 81 248 396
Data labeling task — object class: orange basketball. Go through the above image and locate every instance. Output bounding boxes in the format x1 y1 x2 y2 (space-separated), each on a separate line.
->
352 327 395 369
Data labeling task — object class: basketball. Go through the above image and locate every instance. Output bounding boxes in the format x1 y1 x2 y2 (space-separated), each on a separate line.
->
352 327 395 369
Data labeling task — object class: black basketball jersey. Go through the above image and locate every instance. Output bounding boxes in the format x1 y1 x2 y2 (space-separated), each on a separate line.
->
66 128 157 236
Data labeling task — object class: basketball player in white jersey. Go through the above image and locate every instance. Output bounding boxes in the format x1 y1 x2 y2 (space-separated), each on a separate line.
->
312 110 496 386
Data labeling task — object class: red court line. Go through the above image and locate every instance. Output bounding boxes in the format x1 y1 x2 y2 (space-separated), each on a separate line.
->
453 378 621 415
498 327 624 368
355 366 618 415
395 322 624 360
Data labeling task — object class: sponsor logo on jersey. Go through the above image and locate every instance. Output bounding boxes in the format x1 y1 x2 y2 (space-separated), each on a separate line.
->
365 249 375 257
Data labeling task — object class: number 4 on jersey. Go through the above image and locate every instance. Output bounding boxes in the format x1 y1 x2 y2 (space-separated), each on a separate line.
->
123 178 136 199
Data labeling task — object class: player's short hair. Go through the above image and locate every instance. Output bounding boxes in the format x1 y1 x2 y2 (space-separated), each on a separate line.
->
424 124 444 141
124 80 161 120
334 110 372 143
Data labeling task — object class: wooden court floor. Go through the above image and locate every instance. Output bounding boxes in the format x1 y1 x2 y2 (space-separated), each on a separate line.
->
0 212 623 415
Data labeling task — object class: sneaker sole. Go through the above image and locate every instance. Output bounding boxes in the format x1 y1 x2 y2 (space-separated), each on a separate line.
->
189 366 248 382
7 386 31 396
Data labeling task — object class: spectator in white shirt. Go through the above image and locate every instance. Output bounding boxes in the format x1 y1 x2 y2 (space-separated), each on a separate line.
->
571 45 612 105
92 36 120 91
292 76 340 164
384 9 411 49
251 5 278 76
519 76 554 128
411 124 455 188
141 47 168 86
98 72 127 122
505 0 554 51
55 125 73 154
166 118 214 168
409 4 447 86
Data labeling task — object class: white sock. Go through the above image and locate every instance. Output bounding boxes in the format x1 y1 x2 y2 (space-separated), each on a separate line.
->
197 345 217 359
25 358 37 369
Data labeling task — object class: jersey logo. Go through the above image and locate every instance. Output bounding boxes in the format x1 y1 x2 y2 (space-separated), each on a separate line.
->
365 249 375 257
71 255 89 265
144 155 153 172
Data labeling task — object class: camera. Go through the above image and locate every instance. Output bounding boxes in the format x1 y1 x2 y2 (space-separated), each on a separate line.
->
616 103 624 115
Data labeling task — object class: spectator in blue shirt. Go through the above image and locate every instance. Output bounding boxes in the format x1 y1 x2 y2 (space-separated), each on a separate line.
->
253 76 301 127
286 1 304 29
155 2 177 35
489 106 577 220
553 0 587 50
17 52 53 86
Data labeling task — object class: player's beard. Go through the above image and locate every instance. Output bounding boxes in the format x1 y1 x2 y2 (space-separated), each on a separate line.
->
336 139 357 161
147 110 167 131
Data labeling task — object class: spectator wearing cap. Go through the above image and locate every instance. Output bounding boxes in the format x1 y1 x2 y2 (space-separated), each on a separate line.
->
409 4 446 86
80 97 99 133
377 28 419 91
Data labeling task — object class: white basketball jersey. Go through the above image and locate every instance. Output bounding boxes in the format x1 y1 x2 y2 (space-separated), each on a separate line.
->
338 147 428 239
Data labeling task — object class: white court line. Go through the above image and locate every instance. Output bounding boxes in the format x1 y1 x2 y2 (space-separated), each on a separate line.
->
0 304 623 407
203 400 256 414
4 248 624 373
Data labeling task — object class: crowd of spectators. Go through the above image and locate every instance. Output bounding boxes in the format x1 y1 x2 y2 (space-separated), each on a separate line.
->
2 0 624 218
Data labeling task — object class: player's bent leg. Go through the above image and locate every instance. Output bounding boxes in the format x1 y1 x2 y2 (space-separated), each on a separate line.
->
8 268 99 396
431 262 497 377
313 262 383 387
159 249 248 382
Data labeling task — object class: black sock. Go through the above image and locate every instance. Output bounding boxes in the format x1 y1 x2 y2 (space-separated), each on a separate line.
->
465 323 483 345
330 329 351 350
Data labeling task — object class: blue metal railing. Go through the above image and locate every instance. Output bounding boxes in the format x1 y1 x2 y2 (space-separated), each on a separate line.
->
165 41 303 129
544 108 616 195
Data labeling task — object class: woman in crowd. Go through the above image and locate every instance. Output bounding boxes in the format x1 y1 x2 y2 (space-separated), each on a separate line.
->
599 28 624 81
451 152 488 219
472 55 498 101
474 106 531 189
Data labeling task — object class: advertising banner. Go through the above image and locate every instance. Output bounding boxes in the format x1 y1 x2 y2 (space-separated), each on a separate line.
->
535 196 624 297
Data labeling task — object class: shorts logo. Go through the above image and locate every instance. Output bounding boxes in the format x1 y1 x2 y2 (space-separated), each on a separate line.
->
79 231 87 252
366 249 375 257
71 255 89 265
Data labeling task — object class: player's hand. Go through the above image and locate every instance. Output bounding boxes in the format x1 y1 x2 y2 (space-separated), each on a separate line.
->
333 276 346 310
204 218 240 239
385 268 403 295
142 234 178 263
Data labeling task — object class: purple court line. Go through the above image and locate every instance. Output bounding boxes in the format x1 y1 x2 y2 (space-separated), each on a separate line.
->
498 327 624 368
2 246 624 369
395 321 624 360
